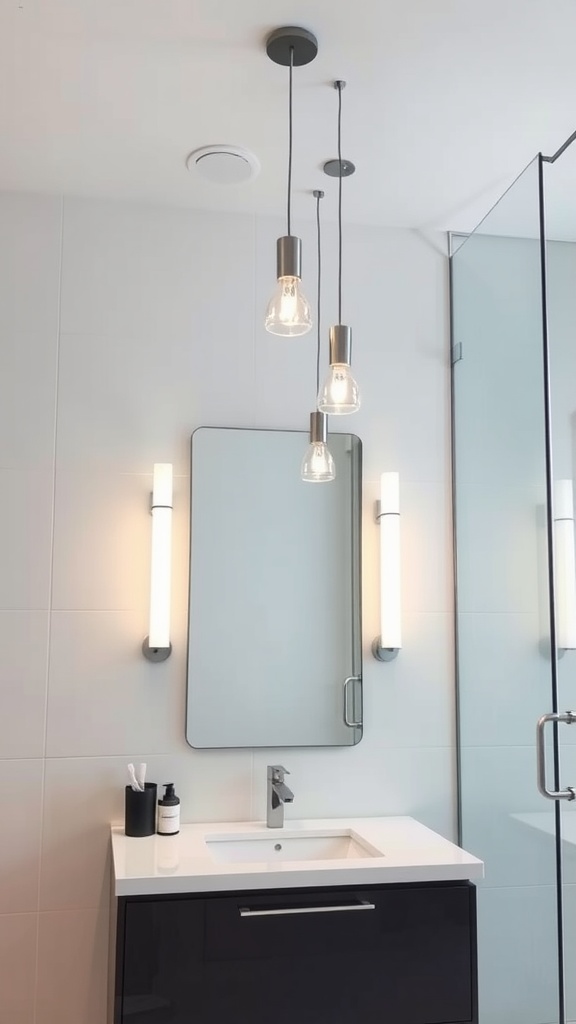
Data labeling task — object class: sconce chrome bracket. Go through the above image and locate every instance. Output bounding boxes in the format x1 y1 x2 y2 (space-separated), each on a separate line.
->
371 639 399 662
142 637 172 662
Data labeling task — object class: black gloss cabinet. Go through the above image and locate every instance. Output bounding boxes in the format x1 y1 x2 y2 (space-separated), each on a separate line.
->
114 881 478 1024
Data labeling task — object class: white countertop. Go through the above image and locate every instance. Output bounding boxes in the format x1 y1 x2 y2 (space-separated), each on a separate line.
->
111 816 484 897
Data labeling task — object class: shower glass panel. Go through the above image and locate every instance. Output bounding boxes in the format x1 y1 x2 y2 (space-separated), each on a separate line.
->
452 157 562 1024
543 143 576 1024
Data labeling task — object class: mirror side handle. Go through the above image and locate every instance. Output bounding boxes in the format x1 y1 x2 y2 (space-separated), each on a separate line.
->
343 676 362 728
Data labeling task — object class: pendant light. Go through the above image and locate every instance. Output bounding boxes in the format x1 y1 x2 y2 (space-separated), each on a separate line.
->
301 190 335 482
318 81 361 414
265 27 318 337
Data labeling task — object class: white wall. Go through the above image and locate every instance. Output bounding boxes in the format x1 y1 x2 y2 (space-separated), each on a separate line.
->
0 191 452 1024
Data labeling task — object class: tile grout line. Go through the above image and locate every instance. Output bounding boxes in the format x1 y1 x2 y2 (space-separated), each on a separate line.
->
33 193 65 1024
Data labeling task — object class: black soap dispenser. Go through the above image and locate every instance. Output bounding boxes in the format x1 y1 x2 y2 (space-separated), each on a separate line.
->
157 783 180 836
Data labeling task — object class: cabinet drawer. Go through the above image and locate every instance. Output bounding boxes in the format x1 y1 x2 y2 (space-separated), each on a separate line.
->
205 890 381 961
119 883 477 1024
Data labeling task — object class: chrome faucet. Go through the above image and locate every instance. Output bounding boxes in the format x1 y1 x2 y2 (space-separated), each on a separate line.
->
266 765 294 828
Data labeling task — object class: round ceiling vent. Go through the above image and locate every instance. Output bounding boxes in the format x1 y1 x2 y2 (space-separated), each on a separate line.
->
186 145 260 185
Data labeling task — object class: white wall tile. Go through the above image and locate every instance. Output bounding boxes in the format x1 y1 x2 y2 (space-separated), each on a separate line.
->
56 328 257 475
51 471 190 618
401 481 453 614
0 192 62 335
452 234 545 494
60 198 255 340
0 913 37 1024
562 884 576 1021
0 332 57 471
40 750 253 911
347 227 449 485
36 906 108 1024
555 799 576 886
46 611 186 756
139 749 254 824
477 886 559 1024
547 242 576 480
458 612 550 747
0 759 43 913
252 744 456 840
253 329 320 431
460 745 558 888
0 193 454 1022
0 611 48 758
40 757 125 912
456 482 544 615
52 472 151 611
363 611 455 749
557 650 576 737
57 202 257 475
0 470 53 610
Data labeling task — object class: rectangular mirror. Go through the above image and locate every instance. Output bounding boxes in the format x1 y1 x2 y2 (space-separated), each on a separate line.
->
186 427 363 748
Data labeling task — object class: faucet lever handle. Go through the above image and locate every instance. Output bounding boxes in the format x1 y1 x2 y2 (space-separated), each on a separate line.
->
268 764 290 782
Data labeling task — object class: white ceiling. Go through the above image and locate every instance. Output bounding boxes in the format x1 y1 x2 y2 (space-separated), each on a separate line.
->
2 0 576 231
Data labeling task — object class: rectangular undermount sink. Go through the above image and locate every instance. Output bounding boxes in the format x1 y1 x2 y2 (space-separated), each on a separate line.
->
205 829 382 863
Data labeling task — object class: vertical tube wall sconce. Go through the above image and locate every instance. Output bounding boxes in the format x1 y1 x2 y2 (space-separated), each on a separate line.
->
554 479 576 651
142 463 173 662
372 472 401 661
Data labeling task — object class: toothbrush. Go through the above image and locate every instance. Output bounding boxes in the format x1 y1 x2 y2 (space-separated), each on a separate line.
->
136 763 147 790
127 763 143 792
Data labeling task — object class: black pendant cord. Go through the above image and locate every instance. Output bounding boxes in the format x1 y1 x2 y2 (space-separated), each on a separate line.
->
287 47 294 236
316 191 322 394
337 80 343 324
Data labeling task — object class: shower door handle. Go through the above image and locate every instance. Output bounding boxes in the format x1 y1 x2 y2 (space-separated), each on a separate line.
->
536 711 576 800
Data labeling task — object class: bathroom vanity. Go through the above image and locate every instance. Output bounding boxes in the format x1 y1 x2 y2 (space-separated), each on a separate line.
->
110 817 483 1024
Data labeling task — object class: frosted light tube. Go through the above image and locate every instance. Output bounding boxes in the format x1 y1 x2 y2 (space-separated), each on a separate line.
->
554 479 576 651
143 463 173 661
373 472 401 661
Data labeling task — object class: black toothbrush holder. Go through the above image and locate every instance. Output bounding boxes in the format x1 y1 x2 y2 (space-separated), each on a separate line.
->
125 783 157 837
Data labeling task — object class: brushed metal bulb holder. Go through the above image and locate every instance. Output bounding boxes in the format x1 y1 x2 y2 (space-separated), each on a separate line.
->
329 324 352 365
277 235 302 280
310 411 328 444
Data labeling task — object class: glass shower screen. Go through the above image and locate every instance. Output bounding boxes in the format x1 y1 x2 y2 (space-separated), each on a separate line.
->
451 156 564 1024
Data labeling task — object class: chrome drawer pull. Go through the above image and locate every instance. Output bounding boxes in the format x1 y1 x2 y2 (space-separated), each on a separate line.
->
239 900 375 917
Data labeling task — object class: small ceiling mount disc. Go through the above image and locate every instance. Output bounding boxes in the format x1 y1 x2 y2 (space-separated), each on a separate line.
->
323 159 356 178
266 26 319 67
